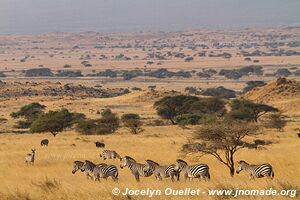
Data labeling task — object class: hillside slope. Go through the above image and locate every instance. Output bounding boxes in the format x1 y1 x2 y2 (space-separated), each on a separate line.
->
244 78 300 115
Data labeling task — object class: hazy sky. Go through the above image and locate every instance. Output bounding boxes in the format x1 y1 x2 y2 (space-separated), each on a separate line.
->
0 0 299 34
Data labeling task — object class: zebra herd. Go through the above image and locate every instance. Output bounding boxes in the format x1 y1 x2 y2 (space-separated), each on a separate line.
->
25 139 274 181
72 150 275 182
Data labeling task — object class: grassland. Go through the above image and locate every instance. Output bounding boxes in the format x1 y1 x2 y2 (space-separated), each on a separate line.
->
0 91 299 200
0 27 299 200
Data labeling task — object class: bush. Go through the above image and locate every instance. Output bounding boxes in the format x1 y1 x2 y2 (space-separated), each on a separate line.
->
76 109 119 135
76 119 96 135
121 113 143 134
275 69 292 77
0 72 6 77
56 70 83 77
243 81 266 93
11 103 46 128
96 69 117 78
174 114 200 125
263 113 287 131
25 68 53 77
63 64 72 68
200 87 236 99
150 119 165 126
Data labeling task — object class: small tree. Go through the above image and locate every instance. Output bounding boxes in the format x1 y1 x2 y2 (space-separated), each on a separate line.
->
263 113 287 131
76 109 119 135
11 103 46 128
190 120 259 176
76 119 96 135
121 113 143 134
154 95 199 124
98 109 120 133
229 99 279 122
30 108 79 137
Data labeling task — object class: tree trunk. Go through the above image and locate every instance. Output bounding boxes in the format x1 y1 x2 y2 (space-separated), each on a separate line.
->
229 151 235 177
170 119 176 125
229 167 235 177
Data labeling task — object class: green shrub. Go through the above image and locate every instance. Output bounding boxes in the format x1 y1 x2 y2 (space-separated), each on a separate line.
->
121 113 143 134
174 114 200 125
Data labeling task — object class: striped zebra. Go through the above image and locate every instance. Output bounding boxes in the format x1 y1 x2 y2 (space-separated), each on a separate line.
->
120 156 153 182
93 163 118 182
236 160 274 179
25 149 36 165
145 160 179 182
81 160 97 180
72 161 84 174
174 159 210 181
100 150 121 160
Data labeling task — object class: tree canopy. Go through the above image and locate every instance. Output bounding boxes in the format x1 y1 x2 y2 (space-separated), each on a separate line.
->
190 120 260 176
121 113 143 134
229 99 278 122
154 95 225 125
30 108 82 137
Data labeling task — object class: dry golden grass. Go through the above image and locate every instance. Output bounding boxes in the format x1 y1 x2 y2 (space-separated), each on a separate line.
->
0 94 299 199
0 27 300 199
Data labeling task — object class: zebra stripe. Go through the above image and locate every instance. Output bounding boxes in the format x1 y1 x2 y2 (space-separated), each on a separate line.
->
72 160 84 174
81 160 96 180
100 150 121 160
120 156 153 182
174 159 210 181
94 163 118 182
145 160 179 182
236 160 274 179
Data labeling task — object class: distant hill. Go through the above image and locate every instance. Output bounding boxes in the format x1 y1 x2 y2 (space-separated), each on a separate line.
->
244 78 300 115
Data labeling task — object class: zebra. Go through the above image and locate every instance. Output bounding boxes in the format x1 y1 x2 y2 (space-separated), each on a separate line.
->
120 156 153 182
72 161 84 174
145 160 179 182
93 163 118 182
40 139 49 146
174 159 210 181
25 149 36 165
236 160 274 179
100 150 121 160
81 160 97 180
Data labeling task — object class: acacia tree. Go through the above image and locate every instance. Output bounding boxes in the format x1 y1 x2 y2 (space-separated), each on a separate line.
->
121 113 143 134
154 95 226 125
229 99 278 122
190 120 259 176
30 108 83 137
10 103 46 128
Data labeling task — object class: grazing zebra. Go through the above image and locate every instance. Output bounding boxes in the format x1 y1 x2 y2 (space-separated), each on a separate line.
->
236 160 274 179
120 156 153 182
174 159 210 181
25 149 36 165
93 163 118 182
72 161 84 174
81 160 97 180
40 139 49 146
95 141 105 148
145 160 179 182
100 150 121 160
